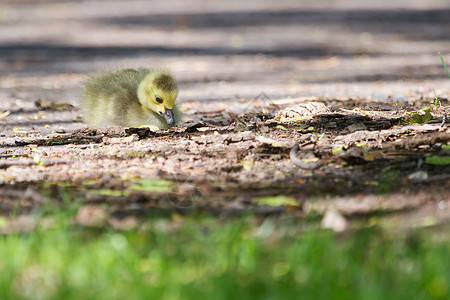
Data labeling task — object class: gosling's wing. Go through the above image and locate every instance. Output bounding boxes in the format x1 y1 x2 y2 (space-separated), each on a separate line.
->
172 102 183 125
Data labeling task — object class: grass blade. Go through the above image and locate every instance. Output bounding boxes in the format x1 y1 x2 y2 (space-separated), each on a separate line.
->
439 52 450 80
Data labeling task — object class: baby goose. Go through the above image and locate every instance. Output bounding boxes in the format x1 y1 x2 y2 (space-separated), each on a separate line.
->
80 69 181 129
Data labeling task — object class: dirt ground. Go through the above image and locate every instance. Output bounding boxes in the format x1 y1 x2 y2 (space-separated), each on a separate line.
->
0 0 449 231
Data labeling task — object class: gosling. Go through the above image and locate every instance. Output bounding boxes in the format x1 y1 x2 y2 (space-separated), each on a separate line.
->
80 68 181 129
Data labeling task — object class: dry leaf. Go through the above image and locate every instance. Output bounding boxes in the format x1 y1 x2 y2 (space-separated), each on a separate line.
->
74 205 108 227
321 209 350 232
274 102 330 122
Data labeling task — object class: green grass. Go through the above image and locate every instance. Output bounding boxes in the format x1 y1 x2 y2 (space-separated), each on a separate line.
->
439 52 450 80
0 212 449 300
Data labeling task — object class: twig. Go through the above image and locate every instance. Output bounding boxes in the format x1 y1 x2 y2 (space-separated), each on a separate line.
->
15 135 104 146
0 158 70 169
289 143 322 170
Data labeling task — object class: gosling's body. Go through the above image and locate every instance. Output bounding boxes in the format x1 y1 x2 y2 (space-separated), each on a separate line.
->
80 69 181 129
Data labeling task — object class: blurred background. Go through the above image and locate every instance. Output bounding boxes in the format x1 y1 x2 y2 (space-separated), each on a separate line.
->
0 0 449 122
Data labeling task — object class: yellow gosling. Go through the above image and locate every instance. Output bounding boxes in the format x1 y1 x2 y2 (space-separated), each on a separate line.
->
80 69 181 129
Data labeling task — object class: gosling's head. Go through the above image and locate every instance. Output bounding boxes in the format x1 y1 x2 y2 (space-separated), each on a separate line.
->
137 71 178 125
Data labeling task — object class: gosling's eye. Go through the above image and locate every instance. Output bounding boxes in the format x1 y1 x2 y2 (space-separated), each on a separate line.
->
155 96 163 104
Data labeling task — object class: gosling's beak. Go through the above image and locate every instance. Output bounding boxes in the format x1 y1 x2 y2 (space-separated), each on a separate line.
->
161 108 174 125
